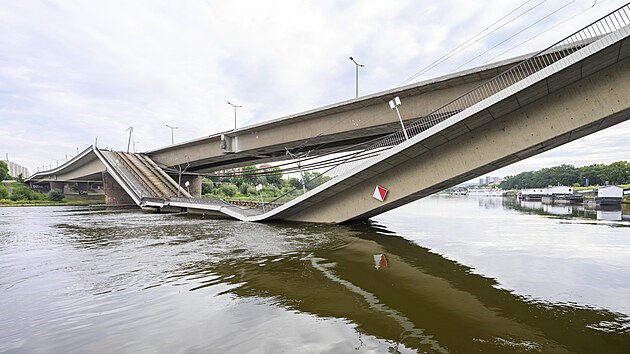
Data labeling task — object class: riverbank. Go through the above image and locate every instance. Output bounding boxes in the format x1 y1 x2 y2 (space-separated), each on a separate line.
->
0 194 105 207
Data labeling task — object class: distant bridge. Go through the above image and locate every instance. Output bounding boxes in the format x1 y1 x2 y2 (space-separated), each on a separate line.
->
27 5 630 223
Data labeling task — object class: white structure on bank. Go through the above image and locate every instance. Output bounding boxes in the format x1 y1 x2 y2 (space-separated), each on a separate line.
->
597 185 623 205
3 157 29 179
467 187 504 197
479 176 501 185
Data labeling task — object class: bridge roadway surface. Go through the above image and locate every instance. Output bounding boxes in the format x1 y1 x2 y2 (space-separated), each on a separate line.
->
25 7 630 223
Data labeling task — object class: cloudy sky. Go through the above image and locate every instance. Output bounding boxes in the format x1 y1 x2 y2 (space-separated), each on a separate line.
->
1 0 628 177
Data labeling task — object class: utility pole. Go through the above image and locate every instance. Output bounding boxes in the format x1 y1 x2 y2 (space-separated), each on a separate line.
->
286 148 310 193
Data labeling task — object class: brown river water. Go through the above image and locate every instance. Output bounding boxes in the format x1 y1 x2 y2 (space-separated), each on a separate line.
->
1 196 629 353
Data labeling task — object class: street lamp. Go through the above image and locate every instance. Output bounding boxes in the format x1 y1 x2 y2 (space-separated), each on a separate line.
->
349 56 364 98
125 127 133 153
166 124 178 145
227 101 242 130
388 96 409 140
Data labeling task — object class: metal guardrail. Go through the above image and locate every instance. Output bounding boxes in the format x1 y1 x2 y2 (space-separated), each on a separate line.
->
268 4 630 206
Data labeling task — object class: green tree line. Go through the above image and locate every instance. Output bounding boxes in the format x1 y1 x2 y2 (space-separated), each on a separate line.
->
499 161 630 189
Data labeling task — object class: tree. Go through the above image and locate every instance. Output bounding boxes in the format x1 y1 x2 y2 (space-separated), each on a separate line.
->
201 179 215 194
287 177 302 190
0 185 8 199
219 184 238 197
603 161 630 185
0 161 8 181
241 165 258 185
266 166 283 187
500 161 630 189
303 172 332 190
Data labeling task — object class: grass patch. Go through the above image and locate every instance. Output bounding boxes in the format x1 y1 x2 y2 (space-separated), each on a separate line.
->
0 194 105 207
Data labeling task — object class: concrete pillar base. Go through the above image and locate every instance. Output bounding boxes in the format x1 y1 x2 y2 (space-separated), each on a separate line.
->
103 171 135 205
49 181 65 194
179 174 202 198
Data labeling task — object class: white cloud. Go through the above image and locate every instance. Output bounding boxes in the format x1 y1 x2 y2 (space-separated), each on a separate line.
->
0 0 628 174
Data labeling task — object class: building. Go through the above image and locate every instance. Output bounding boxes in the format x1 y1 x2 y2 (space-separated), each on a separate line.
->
479 176 501 185
596 185 623 206
3 158 29 179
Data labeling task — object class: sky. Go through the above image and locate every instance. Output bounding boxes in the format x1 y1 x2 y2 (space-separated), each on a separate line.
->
1 0 628 178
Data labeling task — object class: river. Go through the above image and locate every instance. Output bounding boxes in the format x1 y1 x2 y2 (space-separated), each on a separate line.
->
1 196 629 353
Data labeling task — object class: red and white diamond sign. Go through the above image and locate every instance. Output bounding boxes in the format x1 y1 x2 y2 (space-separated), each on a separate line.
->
372 185 388 202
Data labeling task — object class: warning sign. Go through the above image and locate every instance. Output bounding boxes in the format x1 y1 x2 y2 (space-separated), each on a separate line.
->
372 185 388 202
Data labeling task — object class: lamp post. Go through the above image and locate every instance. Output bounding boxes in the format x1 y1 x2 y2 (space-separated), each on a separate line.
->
256 183 266 212
166 124 178 145
388 96 409 140
227 101 242 130
349 56 364 98
125 127 133 153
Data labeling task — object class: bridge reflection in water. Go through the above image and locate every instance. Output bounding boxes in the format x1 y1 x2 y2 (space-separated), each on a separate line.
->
506 198 630 222
176 220 630 353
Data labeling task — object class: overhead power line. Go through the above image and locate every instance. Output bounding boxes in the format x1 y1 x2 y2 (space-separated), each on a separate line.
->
400 0 544 85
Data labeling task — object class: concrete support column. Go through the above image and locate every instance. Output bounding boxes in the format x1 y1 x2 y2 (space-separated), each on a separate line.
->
179 174 202 198
76 182 89 194
49 181 65 194
102 171 135 205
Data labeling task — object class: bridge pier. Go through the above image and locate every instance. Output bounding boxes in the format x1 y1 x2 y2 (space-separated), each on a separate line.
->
49 181 65 194
76 182 89 194
176 174 202 198
103 171 135 205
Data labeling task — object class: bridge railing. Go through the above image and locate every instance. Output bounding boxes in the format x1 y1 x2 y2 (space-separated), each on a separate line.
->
321 4 630 180
267 4 630 208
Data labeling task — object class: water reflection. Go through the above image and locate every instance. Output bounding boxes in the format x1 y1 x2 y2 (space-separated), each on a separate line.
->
174 221 630 353
505 198 630 223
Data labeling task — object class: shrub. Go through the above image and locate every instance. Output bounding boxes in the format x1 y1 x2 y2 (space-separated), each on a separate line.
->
246 186 258 196
219 184 238 198
0 185 8 199
201 180 214 194
239 183 252 195
47 190 65 202
10 186 44 201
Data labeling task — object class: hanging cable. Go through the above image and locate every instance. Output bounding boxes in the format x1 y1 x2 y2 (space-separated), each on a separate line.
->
400 0 544 85
448 0 578 74
482 0 609 64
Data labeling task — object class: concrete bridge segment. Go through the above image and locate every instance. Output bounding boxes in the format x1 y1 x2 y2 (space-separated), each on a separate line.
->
274 29 630 223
